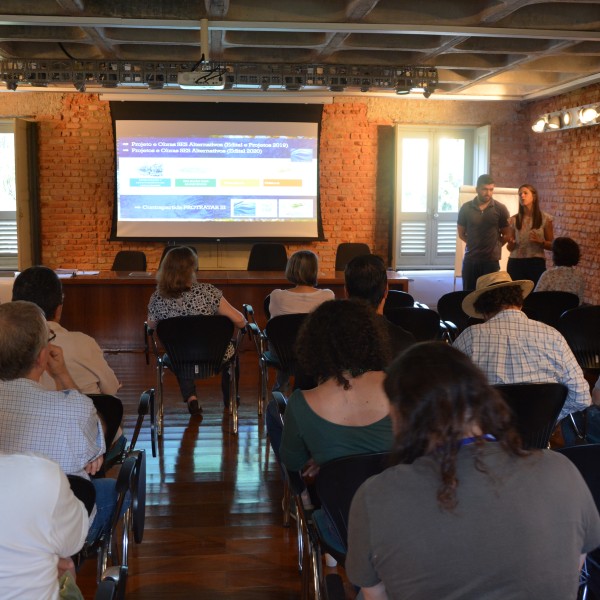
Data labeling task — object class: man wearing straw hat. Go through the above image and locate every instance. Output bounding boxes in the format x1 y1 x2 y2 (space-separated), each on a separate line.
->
453 271 590 421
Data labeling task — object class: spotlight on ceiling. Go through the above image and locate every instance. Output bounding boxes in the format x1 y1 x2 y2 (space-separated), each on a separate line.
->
531 117 546 133
395 84 411 95
547 115 561 130
74 81 86 93
423 89 432 99
579 106 599 125
6 81 17 91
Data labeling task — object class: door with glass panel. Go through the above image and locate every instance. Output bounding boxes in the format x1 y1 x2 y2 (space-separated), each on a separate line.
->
0 123 17 269
394 127 474 268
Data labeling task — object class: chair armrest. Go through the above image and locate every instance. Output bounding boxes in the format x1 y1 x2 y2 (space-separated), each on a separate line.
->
129 389 152 452
440 320 459 342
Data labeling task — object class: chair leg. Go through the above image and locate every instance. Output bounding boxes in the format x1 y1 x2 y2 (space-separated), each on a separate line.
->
258 362 264 416
230 362 238 434
282 479 291 528
154 361 162 437
259 358 268 415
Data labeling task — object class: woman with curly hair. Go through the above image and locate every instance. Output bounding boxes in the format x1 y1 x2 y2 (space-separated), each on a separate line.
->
279 299 393 474
147 246 246 414
346 342 600 600
506 183 553 285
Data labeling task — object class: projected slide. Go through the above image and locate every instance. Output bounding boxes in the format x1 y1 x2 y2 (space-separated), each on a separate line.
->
114 120 319 239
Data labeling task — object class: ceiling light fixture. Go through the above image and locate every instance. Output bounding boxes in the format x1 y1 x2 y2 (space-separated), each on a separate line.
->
532 102 600 133
531 117 546 133
579 106 599 124
0 59 438 96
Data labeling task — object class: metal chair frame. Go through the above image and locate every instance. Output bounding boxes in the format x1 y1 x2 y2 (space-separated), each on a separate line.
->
244 305 307 415
74 390 149 598
148 315 245 435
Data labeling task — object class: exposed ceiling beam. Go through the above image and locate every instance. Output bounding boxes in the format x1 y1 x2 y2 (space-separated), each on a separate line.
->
0 15 599 42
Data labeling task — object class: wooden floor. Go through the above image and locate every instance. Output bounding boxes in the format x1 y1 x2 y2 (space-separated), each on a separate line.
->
77 350 303 600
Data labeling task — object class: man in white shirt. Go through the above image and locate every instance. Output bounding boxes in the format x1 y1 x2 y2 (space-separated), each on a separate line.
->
0 453 88 600
453 271 591 422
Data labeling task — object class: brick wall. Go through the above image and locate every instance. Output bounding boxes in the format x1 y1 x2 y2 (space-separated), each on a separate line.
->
524 84 600 304
0 89 596 302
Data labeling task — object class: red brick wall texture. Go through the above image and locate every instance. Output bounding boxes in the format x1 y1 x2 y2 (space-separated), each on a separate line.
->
0 87 597 303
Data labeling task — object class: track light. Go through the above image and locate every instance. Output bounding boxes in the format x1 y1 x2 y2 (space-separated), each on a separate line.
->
531 117 546 133
532 103 600 133
579 106 599 124
6 81 17 91
0 59 438 96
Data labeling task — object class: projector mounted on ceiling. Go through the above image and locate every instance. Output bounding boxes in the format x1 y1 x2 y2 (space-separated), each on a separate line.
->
177 69 225 90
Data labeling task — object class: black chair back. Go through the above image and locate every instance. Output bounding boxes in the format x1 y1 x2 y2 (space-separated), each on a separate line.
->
437 290 471 333
556 444 600 508
494 383 568 449
247 243 287 271
557 306 600 372
522 291 579 328
111 250 147 272
383 289 414 311
67 475 96 516
384 307 441 341
315 452 390 563
555 444 600 600
156 315 234 380
264 313 307 375
88 394 124 458
334 243 371 271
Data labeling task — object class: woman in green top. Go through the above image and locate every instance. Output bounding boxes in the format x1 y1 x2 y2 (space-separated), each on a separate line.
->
279 299 393 475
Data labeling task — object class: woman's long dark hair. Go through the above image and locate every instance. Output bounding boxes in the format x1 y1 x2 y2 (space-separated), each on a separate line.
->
384 342 526 510
515 183 542 230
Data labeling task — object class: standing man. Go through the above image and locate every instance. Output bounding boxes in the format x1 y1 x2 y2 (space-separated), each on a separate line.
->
457 174 512 290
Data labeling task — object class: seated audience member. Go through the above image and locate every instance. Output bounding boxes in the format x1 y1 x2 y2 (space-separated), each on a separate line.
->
12 266 120 394
147 245 246 414
344 254 415 356
12 266 123 451
278 299 393 473
268 250 334 317
453 271 591 422
268 250 334 392
0 453 88 600
0 301 116 545
534 236 585 304
346 342 600 600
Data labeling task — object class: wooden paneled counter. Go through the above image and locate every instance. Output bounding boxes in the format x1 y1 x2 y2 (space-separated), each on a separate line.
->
60 270 408 351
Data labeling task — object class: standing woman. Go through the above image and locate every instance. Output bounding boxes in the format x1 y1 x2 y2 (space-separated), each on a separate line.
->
147 246 246 414
506 183 553 285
